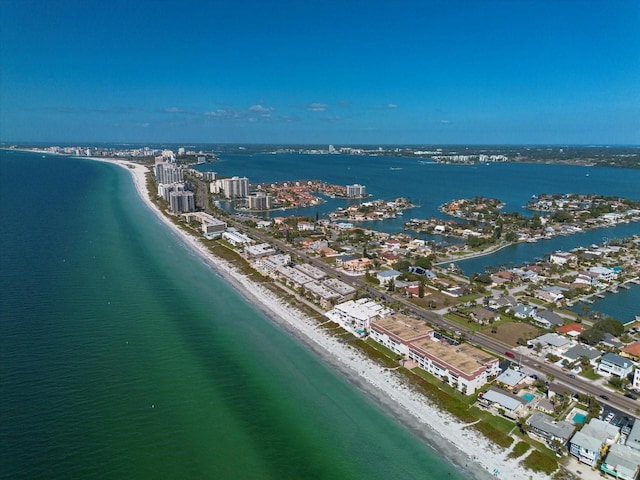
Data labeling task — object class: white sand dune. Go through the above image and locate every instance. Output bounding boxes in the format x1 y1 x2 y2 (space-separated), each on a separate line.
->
96 157 553 480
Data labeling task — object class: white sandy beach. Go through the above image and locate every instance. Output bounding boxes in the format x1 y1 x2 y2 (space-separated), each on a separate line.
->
93 156 558 480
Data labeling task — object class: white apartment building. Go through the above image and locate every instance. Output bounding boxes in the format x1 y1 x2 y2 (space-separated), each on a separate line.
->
325 298 391 337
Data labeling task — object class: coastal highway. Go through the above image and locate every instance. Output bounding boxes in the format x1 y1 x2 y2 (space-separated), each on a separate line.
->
228 216 639 416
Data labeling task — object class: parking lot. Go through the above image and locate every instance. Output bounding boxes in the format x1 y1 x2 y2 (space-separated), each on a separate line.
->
599 404 634 434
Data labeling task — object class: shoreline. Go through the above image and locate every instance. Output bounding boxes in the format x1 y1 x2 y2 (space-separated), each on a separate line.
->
84 155 549 480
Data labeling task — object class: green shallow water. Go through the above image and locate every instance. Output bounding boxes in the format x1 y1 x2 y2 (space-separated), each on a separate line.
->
0 151 470 479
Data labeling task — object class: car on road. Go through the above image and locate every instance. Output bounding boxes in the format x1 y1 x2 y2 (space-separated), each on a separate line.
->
600 394 610 400
505 351 515 359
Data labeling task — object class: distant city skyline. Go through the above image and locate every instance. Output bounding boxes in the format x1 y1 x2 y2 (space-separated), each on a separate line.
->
1 0 639 145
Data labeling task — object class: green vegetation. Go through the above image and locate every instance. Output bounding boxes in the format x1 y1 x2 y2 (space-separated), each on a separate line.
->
521 450 558 475
508 441 530 459
580 316 625 345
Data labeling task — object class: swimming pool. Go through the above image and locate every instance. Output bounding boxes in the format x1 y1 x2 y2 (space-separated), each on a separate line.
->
573 413 587 423
522 393 535 403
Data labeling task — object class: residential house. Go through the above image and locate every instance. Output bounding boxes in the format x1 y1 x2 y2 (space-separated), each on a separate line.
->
600 444 640 480
527 412 576 445
495 369 528 390
536 398 555 415
598 352 635 378
510 303 537 319
600 333 624 350
569 418 620 466
489 295 519 310
556 322 585 338
547 382 573 403
589 266 618 283
533 333 571 356
470 307 500 325
533 309 564 329
622 342 640 361
377 269 402 286
479 387 527 419
408 266 437 279
549 251 576 265
535 288 565 304
562 344 602 368
342 257 372 273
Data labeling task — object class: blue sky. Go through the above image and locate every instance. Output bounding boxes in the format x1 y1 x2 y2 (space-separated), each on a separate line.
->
1 0 638 145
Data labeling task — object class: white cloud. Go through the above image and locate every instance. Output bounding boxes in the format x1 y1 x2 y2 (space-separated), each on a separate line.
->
163 107 183 113
307 102 328 112
387 103 398 109
249 104 274 113
440 119 450 124
136 122 150 128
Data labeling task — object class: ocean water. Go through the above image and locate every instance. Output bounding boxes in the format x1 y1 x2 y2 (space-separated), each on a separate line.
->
0 150 469 479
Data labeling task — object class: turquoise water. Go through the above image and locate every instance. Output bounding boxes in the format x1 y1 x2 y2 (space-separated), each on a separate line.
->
522 393 535 403
573 413 587 424
0 151 469 479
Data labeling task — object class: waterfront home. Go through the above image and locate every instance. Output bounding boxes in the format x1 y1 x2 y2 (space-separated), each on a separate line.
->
408 265 437 279
598 352 635 378
569 418 620 466
600 444 640 480
527 412 576 445
534 287 565 305
589 266 618 283
549 251 576 265
622 342 640 361
556 322 585 338
479 387 527 419
599 333 624 350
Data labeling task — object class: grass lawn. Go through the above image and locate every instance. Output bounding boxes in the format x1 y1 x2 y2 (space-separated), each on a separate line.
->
408 287 460 310
482 320 541 347
580 368 601 380
521 450 558 475
508 441 530 459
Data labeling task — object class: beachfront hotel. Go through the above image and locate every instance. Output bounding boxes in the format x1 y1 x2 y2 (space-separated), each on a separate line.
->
370 314 499 395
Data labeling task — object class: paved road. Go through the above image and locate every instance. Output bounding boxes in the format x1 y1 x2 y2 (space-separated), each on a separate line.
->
228 215 639 416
